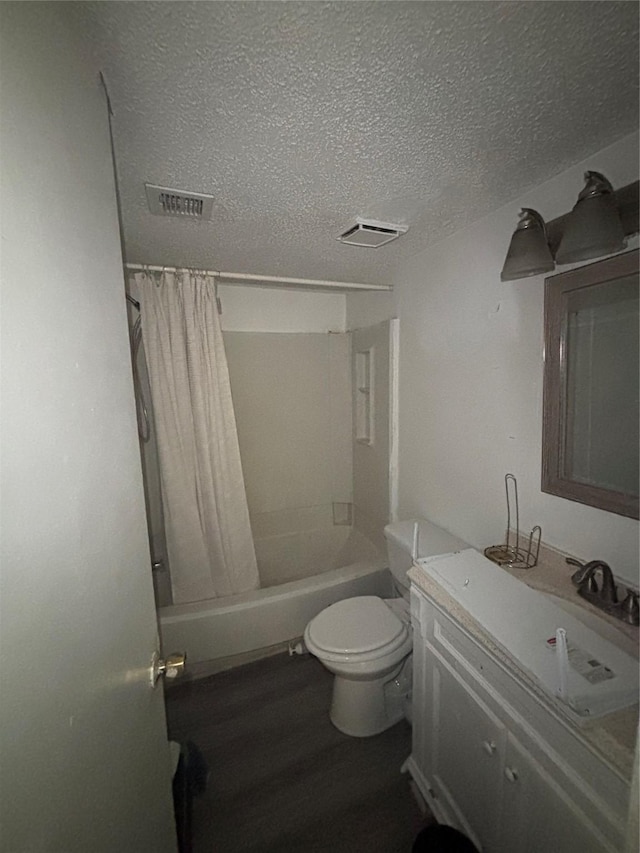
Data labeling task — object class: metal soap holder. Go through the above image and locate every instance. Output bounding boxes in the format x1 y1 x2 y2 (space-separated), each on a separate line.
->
484 474 541 570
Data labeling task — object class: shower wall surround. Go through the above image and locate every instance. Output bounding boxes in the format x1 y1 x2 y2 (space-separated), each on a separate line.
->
224 330 353 586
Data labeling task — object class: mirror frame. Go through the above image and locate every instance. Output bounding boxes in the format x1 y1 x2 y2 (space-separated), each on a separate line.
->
542 248 639 520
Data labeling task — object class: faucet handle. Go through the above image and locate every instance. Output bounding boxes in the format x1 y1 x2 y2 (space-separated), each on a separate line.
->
567 557 596 587
566 557 587 586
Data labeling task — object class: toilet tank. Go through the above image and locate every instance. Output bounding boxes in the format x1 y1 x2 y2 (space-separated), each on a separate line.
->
383 519 470 595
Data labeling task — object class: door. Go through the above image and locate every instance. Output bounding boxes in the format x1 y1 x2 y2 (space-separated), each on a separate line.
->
0 6 177 851
431 654 506 851
501 735 615 853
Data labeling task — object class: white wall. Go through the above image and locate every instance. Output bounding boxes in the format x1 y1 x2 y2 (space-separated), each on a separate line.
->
347 290 395 331
347 131 639 585
219 284 346 332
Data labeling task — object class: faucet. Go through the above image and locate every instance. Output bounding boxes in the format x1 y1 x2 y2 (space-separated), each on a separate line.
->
566 558 639 625
567 559 617 603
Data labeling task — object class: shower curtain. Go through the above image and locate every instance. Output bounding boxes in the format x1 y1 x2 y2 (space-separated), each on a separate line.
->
132 270 259 604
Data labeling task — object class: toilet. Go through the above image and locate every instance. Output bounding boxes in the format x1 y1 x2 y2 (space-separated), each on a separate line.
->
304 519 469 737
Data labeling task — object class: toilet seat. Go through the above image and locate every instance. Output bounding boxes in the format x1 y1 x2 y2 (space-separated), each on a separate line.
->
306 596 408 662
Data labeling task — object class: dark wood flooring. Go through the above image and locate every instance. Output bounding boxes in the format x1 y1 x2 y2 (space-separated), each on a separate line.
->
166 651 427 852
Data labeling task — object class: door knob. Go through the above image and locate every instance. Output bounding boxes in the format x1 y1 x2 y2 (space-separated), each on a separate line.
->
151 651 186 686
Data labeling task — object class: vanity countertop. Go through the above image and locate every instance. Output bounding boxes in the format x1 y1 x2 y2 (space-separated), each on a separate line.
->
408 546 639 783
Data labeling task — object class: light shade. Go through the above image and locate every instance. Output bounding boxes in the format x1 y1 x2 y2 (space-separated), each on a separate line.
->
500 208 554 282
555 171 626 265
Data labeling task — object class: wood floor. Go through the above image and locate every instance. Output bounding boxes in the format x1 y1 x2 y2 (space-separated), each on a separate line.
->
166 651 427 852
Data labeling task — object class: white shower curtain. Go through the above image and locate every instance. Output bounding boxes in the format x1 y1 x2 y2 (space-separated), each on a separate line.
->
133 270 259 604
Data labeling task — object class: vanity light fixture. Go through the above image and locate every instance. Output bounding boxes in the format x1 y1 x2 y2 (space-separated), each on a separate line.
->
555 171 626 265
500 208 555 282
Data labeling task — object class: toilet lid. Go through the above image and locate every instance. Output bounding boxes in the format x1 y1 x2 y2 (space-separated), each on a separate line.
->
307 596 405 655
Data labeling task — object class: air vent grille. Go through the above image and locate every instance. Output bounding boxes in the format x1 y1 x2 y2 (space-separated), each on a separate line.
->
337 217 408 248
145 184 214 220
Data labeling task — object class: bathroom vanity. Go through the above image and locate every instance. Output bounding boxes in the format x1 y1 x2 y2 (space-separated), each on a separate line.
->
407 551 638 853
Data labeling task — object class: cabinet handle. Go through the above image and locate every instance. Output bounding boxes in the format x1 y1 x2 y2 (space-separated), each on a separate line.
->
482 740 496 756
504 767 519 783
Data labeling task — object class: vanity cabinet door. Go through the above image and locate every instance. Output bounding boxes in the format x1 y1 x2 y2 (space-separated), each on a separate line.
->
501 734 615 853
431 653 506 851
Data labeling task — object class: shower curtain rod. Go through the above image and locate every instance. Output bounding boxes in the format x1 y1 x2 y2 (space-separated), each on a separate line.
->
124 263 392 292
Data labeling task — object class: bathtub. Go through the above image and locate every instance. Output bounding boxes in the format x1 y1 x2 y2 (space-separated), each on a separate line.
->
159 542 392 674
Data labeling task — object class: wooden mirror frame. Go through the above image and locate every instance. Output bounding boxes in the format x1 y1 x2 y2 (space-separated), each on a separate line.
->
542 249 639 519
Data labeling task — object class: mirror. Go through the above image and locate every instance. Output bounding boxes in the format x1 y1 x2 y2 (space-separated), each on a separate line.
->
542 249 639 519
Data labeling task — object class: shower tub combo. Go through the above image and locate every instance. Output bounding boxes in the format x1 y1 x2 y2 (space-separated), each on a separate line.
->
133 310 400 675
159 525 392 673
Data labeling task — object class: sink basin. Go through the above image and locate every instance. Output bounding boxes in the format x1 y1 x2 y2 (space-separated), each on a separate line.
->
542 592 639 660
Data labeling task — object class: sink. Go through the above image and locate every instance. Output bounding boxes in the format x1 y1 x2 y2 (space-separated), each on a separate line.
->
542 592 639 660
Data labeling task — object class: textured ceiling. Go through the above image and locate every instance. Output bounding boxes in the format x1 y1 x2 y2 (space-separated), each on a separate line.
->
77 1 639 285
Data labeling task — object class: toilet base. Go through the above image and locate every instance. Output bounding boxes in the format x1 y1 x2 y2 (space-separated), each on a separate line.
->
329 658 411 737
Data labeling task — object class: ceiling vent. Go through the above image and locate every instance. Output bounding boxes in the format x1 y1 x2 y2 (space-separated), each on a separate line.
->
145 183 214 220
337 217 408 248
